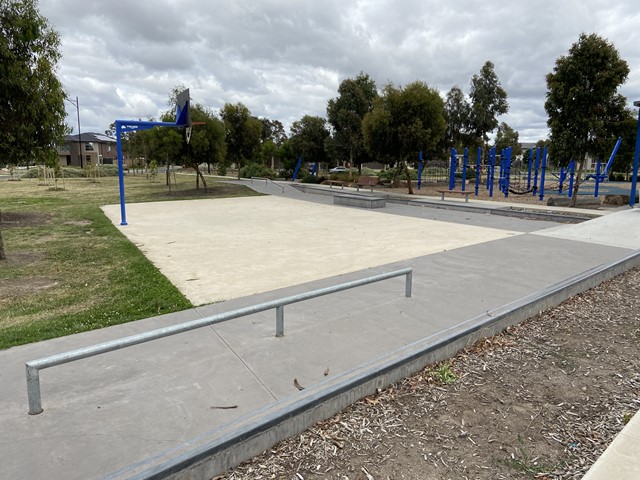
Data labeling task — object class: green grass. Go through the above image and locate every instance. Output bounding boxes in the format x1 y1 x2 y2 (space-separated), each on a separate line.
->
0 174 261 349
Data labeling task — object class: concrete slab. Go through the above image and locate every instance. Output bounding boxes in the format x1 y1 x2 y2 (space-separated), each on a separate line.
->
583 409 640 480
101 196 523 305
532 208 640 249
2 186 639 479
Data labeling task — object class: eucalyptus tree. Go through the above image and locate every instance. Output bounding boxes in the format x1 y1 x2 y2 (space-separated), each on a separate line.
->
363 81 446 194
545 33 629 205
326 72 378 171
469 61 509 146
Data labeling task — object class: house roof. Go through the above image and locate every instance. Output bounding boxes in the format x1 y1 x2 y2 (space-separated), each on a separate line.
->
65 132 115 143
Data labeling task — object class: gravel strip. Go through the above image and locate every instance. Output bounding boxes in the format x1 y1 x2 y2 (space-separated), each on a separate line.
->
216 265 640 480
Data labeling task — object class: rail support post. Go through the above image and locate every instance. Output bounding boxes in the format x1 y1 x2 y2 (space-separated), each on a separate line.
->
26 364 43 415
276 305 285 337
405 270 412 298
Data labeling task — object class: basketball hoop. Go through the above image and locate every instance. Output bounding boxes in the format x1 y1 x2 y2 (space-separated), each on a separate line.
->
185 122 206 145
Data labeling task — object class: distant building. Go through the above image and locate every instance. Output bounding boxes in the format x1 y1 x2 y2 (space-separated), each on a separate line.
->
58 132 117 167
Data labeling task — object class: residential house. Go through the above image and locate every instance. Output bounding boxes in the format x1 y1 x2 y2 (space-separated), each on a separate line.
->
58 132 117 167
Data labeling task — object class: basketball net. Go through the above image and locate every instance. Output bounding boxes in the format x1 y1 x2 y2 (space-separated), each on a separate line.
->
185 126 193 144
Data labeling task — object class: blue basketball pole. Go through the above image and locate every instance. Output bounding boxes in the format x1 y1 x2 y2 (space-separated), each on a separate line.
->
115 121 127 226
594 161 601 197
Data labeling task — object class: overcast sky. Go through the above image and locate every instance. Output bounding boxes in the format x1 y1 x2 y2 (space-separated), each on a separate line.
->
41 0 640 143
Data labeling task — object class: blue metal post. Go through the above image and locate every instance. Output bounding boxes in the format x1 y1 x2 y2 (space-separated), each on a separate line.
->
417 151 423 190
504 147 511 198
292 155 303 181
489 148 496 197
533 147 540 196
449 148 457 190
475 147 481 196
527 148 533 189
568 161 575 198
539 147 547 202
115 121 128 226
594 161 601 197
558 167 565 195
630 105 640 208
461 147 468 192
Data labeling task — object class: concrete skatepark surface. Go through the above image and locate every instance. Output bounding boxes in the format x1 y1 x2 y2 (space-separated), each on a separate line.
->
1 181 639 479
101 196 523 305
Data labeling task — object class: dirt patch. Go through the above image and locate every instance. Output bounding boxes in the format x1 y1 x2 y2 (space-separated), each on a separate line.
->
222 267 640 479
0 211 52 228
0 251 43 267
154 184 260 199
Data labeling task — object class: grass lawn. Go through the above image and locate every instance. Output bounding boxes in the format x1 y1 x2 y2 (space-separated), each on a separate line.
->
0 173 261 349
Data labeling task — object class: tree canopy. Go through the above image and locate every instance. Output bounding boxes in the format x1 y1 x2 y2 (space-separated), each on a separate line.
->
0 0 66 166
444 85 472 150
469 61 509 144
363 81 446 193
289 115 330 167
494 122 520 156
326 72 378 170
545 33 629 204
220 102 263 178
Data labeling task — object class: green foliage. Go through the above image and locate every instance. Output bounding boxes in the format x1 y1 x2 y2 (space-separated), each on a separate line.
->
289 115 330 165
469 61 509 143
20 165 119 178
300 173 326 184
240 163 277 179
545 33 629 165
444 85 472 150
545 33 629 204
425 362 458 385
363 80 446 162
0 176 261 348
0 0 67 166
378 167 418 180
326 72 378 167
494 122 520 155
221 102 262 178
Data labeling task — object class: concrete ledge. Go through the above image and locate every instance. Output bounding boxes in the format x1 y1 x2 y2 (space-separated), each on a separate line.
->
334 193 386 208
108 250 640 480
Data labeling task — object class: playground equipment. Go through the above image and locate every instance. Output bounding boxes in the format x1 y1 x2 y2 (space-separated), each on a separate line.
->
585 137 622 182
115 89 191 226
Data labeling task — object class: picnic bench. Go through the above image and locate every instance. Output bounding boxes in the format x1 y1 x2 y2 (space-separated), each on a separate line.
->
355 175 380 192
436 189 472 202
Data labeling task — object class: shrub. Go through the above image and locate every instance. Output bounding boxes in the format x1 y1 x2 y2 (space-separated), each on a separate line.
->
301 174 326 184
455 167 476 180
240 163 276 179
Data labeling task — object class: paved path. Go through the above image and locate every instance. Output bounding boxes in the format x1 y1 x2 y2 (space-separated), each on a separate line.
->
1 182 638 479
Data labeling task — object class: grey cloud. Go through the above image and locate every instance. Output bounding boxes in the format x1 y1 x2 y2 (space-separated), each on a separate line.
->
39 0 640 142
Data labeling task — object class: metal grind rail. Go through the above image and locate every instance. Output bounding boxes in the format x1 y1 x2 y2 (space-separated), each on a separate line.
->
25 268 412 415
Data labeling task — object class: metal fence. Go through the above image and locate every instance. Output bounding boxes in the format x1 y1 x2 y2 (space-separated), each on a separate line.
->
25 267 413 415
